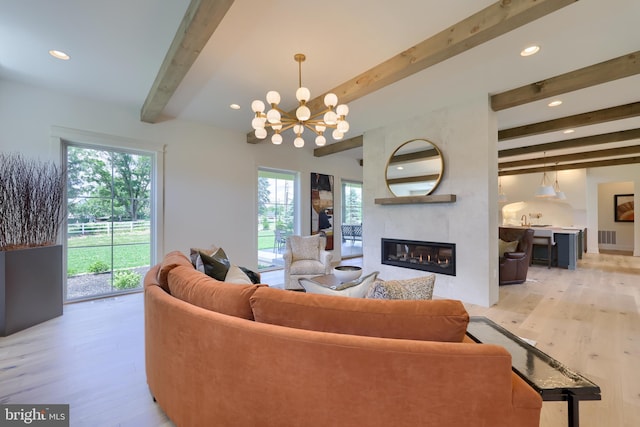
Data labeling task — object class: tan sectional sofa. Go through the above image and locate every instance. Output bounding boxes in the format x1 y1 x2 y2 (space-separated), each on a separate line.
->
144 251 542 427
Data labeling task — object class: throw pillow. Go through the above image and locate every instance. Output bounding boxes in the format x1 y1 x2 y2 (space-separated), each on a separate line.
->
498 239 519 257
224 264 253 285
189 245 219 266
366 275 435 300
198 248 230 280
299 271 379 298
239 266 261 284
289 235 321 261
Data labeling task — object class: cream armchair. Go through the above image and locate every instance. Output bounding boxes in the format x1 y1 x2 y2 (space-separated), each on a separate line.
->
284 234 333 290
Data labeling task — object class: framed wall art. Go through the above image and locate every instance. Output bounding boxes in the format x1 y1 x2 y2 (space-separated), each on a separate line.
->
614 194 634 222
311 173 334 250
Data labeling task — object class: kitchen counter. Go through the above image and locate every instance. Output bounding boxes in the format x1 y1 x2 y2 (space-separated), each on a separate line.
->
507 225 585 270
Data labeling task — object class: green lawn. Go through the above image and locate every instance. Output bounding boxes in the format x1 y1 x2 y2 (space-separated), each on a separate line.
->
68 227 282 276
67 230 150 276
258 230 276 250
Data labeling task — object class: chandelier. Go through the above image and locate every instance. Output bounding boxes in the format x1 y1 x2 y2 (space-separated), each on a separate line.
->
250 53 350 148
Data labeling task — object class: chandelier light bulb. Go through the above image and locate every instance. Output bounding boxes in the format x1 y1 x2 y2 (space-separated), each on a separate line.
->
266 91 281 105
315 135 326 146
251 117 266 130
336 104 349 116
271 133 283 145
332 129 344 140
294 137 305 148
251 100 265 113
324 93 338 108
337 120 349 133
272 123 282 131
323 111 338 125
296 105 311 121
266 109 281 124
315 124 326 133
296 87 311 102
293 124 304 135
255 128 267 139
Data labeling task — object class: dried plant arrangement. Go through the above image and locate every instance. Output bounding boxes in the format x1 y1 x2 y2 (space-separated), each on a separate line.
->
0 152 65 251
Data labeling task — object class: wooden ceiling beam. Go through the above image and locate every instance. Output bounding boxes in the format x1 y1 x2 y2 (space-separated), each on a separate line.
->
499 145 640 168
249 0 577 143
498 102 640 141
491 51 640 111
499 128 640 157
499 156 640 176
141 0 234 123
313 135 363 157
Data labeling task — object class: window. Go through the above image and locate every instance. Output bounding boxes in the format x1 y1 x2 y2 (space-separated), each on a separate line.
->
64 144 153 301
257 169 297 271
341 180 362 257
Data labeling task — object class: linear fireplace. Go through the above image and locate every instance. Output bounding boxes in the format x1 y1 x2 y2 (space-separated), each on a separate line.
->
381 238 456 276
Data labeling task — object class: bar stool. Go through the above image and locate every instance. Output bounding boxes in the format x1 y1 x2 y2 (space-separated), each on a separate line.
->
531 231 556 268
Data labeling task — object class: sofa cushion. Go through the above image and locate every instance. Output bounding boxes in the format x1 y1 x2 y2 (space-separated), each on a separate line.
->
250 287 469 342
168 265 263 320
366 275 435 300
198 248 230 280
289 259 326 275
289 235 321 261
156 251 193 293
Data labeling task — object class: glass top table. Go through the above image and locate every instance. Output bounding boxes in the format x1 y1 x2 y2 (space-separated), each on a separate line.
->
466 317 601 427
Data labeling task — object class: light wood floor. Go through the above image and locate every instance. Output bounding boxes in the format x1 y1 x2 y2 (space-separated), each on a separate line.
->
0 253 638 426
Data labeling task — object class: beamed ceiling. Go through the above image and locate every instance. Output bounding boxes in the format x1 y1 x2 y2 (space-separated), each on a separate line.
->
2 0 639 176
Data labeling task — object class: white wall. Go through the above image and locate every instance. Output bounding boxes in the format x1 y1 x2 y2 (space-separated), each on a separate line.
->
597 181 634 251
0 80 362 268
363 94 498 307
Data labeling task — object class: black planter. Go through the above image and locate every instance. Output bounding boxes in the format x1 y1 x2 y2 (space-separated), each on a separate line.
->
0 245 63 336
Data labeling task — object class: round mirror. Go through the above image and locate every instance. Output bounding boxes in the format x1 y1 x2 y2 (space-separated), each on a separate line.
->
385 138 444 197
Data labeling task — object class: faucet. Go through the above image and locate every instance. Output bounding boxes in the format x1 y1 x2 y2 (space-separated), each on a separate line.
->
521 214 529 227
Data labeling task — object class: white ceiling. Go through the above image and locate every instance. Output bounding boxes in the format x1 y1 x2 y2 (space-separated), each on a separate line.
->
2 0 639 163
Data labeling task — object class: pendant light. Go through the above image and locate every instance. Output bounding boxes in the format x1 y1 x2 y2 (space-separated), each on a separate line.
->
498 174 507 202
553 163 566 200
535 152 556 197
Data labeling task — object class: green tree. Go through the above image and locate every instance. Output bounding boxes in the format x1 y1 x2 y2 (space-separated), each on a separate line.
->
67 147 112 222
112 153 151 220
67 147 151 222
258 177 270 216
345 187 362 223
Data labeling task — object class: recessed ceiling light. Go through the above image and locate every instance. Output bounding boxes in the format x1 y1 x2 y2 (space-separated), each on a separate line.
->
49 50 70 60
396 166 404 170
520 45 540 57
230 104 241 110
548 100 563 107
563 129 575 134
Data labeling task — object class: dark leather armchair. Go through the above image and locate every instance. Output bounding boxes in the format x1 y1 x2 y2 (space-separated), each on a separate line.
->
499 227 534 285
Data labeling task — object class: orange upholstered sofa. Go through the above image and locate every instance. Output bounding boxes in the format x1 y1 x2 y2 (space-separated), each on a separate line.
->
144 251 542 427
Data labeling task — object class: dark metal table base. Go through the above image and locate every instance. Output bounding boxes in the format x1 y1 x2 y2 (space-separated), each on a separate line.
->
466 317 601 427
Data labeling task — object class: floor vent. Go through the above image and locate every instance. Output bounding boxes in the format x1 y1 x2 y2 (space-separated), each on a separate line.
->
598 230 617 244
